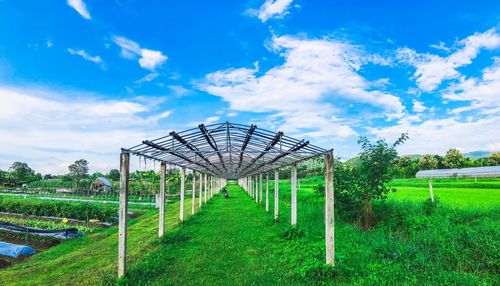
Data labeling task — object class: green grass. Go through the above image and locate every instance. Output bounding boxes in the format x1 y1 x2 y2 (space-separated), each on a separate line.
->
388 178 500 189
2 178 499 285
0 198 198 286
388 187 500 209
120 181 499 285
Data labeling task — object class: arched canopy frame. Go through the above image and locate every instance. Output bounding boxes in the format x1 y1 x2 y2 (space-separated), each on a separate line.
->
122 122 331 179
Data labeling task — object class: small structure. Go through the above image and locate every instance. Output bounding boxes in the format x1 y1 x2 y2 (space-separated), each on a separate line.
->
416 166 500 179
416 166 500 202
90 177 112 193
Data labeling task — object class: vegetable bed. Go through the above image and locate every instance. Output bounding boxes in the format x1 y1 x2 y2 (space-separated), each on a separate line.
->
0 196 117 222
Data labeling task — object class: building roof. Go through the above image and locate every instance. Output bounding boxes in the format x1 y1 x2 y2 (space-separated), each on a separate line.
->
92 177 112 189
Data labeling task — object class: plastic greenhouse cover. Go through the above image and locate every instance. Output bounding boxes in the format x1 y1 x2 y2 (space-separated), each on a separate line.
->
0 241 36 258
416 166 500 178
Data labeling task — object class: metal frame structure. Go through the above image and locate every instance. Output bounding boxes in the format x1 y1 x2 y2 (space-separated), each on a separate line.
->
117 122 335 277
122 122 330 179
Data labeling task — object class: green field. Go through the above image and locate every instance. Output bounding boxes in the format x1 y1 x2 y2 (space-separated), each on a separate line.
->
388 178 500 209
0 178 498 285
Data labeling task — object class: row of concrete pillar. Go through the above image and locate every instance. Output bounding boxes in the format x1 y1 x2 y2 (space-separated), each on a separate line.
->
238 152 335 266
118 152 227 277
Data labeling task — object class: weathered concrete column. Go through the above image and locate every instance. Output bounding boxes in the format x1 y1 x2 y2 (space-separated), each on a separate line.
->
324 152 335 265
210 176 213 198
291 163 297 226
192 171 196 214
204 173 207 204
180 167 185 222
429 177 434 203
255 175 258 203
274 169 279 220
198 173 203 207
259 174 263 205
265 174 269 213
118 152 130 277
159 162 166 237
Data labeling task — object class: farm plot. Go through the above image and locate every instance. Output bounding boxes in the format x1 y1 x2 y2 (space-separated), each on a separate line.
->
0 195 154 271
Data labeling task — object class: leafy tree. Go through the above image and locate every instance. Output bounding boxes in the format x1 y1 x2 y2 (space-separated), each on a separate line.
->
489 152 500 166
347 133 408 229
0 169 7 183
8 162 35 185
68 159 89 190
434 155 446 169
108 169 120 181
419 154 438 170
443 148 465 168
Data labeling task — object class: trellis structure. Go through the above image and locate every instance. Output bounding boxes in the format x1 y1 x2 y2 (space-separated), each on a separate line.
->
118 122 335 277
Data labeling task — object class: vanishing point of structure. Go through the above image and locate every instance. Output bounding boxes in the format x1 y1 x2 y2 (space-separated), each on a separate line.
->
118 122 335 277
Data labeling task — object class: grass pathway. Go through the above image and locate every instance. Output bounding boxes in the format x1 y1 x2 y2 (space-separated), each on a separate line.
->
122 183 312 286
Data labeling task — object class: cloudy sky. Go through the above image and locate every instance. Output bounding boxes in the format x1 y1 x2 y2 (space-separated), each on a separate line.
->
0 0 499 174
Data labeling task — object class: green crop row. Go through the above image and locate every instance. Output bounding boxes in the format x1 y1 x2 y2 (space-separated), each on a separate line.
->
0 197 118 222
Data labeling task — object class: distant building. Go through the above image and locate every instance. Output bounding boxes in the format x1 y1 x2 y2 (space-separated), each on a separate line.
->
416 166 500 178
90 177 113 193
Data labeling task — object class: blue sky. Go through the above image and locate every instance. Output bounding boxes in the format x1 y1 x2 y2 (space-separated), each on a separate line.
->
0 0 499 174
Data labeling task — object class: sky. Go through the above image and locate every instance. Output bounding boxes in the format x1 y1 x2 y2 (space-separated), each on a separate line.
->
0 0 499 174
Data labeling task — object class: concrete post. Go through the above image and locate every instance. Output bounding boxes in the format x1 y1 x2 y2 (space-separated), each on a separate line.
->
192 171 196 214
274 169 279 220
324 152 335 265
429 177 434 203
180 167 185 222
255 175 258 203
159 162 166 237
291 163 297 226
118 152 129 277
198 173 203 207
210 176 213 198
204 173 207 204
265 174 269 213
259 174 263 205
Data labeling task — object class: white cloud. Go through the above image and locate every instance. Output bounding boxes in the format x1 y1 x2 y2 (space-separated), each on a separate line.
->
368 115 500 155
113 36 167 71
168 85 191 97
135 72 159 84
199 35 403 139
67 0 91 20
443 57 500 115
412 99 427 113
67 48 102 64
204 116 221 125
398 28 500 92
0 86 172 174
429 41 450 52
246 0 294 22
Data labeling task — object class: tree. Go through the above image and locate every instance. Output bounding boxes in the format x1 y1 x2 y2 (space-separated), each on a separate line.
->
8 162 35 185
489 152 500 166
342 133 408 229
108 169 120 181
68 159 89 190
0 169 6 183
443 148 465 168
419 154 438 170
